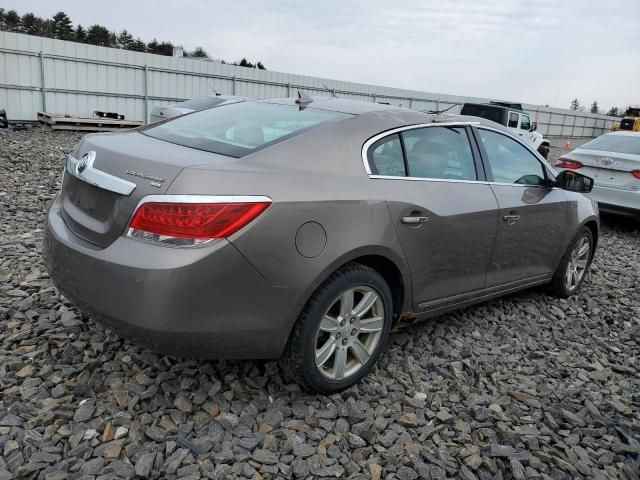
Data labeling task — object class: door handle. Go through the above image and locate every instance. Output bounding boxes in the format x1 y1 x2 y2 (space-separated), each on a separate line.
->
402 216 429 225
503 214 520 225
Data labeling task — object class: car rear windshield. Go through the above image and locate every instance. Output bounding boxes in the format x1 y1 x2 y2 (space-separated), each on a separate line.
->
460 104 503 124
144 101 351 157
581 135 640 155
176 96 228 110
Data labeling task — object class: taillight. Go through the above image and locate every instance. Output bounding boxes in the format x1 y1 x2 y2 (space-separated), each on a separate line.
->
556 158 583 169
632 170 640 179
127 197 271 247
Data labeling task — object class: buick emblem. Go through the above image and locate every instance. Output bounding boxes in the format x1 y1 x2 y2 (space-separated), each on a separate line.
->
77 151 95 175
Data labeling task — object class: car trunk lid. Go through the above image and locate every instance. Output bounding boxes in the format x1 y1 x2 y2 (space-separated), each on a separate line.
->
561 148 640 190
59 131 227 247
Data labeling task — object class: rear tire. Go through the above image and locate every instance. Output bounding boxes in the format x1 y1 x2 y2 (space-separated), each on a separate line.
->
280 263 393 393
548 226 593 298
538 144 550 159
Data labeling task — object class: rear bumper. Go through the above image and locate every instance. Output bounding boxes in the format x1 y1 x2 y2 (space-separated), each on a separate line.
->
43 196 308 359
587 185 640 215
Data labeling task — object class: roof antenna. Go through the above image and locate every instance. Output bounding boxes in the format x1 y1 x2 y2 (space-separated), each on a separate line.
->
322 85 337 98
295 91 314 110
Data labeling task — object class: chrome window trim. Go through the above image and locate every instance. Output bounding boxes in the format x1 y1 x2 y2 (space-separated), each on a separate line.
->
368 174 560 189
67 153 137 196
361 122 480 175
361 122 558 186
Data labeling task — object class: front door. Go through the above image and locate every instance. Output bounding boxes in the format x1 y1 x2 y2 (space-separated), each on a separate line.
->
368 125 499 309
473 127 568 286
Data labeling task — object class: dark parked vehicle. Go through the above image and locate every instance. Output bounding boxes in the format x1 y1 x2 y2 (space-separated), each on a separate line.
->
44 97 599 392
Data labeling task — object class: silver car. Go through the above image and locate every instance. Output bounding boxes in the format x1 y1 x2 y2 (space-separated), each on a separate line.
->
555 131 640 216
149 94 244 123
44 97 599 392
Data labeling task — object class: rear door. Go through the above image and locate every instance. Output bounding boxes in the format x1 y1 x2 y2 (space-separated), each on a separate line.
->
368 124 499 310
473 127 568 286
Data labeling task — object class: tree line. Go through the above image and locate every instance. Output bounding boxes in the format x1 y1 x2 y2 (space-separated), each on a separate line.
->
0 9 266 69
569 98 631 117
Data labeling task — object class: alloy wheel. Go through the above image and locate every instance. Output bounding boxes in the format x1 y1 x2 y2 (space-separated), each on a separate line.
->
565 236 591 290
314 286 385 380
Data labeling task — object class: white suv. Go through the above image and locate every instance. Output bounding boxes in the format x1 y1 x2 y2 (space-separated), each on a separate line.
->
461 102 550 158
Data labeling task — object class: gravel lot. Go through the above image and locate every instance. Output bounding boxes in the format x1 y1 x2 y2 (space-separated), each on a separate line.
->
0 127 639 480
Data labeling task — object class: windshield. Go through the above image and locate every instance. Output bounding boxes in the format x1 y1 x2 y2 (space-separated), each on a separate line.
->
580 135 640 155
144 101 351 157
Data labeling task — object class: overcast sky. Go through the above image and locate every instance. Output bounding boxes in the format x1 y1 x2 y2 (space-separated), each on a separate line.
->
7 0 640 111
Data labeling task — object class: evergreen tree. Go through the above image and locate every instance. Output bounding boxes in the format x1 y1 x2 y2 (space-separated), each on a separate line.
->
569 98 580 111
4 9 21 31
590 101 599 114
51 11 73 40
606 107 619 117
129 38 147 52
75 25 87 42
21 13 44 35
117 29 134 49
86 24 115 47
192 46 208 57
256 61 266 70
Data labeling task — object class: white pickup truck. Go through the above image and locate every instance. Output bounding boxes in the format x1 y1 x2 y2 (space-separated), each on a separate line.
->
461 102 551 159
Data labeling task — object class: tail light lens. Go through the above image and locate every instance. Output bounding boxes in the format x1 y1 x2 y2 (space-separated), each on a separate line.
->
127 197 271 247
632 170 640 179
556 158 583 169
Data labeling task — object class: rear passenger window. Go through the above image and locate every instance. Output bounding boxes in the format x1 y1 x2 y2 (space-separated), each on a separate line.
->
402 127 477 180
369 134 406 176
508 113 519 128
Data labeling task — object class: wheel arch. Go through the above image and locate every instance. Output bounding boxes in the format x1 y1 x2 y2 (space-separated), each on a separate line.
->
302 246 412 325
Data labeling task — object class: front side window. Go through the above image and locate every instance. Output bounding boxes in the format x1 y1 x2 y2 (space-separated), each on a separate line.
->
402 127 477 180
508 113 519 128
478 129 546 186
520 115 531 131
144 101 351 157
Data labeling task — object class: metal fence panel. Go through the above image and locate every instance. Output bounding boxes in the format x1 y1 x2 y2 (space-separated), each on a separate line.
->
0 31 621 137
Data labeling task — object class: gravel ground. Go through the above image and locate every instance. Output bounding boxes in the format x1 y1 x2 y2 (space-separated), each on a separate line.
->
0 127 639 480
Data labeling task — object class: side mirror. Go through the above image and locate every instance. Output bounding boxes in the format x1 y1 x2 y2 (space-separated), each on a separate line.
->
530 122 537 132
555 170 594 193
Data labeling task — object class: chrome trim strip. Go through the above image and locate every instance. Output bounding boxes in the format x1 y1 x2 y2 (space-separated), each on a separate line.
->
361 122 480 175
67 154 136 196
132 194 273 211
368 175 560 189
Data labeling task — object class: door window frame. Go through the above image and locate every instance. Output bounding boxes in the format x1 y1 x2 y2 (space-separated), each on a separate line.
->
362 123 487 183
519 114 531 131
470 125 557 187
508 112 519 128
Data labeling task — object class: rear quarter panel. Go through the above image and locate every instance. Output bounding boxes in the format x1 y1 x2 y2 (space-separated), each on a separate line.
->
167 112 426 307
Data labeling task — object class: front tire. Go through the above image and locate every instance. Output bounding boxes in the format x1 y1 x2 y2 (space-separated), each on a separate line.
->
548 226 593 298
281 263 393 393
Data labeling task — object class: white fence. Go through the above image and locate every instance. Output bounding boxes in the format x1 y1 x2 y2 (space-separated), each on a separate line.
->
0 31 619 137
